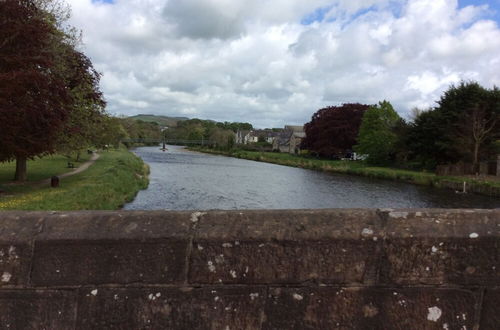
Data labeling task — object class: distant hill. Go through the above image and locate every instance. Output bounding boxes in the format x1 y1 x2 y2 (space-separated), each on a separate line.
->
128 114 189 127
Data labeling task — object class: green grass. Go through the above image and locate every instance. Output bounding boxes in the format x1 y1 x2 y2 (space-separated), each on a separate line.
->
0 153 91 183
190 147 500 196
0 149 148 210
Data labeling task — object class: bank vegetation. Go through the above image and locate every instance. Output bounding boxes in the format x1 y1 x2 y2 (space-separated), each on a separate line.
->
0 148 148 210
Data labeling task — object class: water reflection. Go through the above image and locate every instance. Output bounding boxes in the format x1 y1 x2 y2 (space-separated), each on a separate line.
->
124 146 500 210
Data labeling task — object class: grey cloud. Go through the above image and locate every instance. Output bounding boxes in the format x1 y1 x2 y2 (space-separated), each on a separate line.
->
162 0 246 39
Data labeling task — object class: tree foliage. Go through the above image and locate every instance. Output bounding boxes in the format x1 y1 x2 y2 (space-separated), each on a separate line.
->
301 103 369 158
0 0 106 180
94 116 128 149
163 118 247 147
209 127 235 149
354 101 401 165
120 118 161 145
437 82 499 170
407 82 499 170
55 46 107 158
215 121 253 133
0 0 73 180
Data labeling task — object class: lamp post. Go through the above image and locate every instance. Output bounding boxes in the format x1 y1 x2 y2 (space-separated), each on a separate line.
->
160 128 168 152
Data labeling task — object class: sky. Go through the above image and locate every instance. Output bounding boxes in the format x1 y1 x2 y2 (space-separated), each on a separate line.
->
69 0 500 128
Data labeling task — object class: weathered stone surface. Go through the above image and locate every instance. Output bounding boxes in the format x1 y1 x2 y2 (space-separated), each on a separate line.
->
481 288 500 329
263 287 477 330
379 209 500 285
34 211 193 240
77 286 266 330
380 209 500 239
0 289 77 329
0 212 44 286
380 237 500 285
0 209 498 328
194 209 384 241
31 211 193 285
190 209 382 284
32 240 187 286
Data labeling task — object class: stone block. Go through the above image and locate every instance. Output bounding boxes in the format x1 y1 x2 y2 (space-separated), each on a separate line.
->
32 240 187 286
31 211 193 285
0 289 77 329
263 287 477 330
190 209 383 284
0 212 43 286
379 209 500 285
481 288 500 329
77 286 266 329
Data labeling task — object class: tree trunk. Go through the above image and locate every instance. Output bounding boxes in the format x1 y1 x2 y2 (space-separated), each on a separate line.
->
472 141 480 174
14 155 27 181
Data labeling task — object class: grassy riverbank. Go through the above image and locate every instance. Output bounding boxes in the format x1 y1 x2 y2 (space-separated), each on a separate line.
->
0 149 149 210
189 147 500 197
0 153 91 183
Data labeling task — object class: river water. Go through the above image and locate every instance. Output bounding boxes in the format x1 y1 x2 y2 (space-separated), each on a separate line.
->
124 146 500 210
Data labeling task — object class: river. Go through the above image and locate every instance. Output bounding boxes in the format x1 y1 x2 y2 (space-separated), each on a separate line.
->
124 146 500 210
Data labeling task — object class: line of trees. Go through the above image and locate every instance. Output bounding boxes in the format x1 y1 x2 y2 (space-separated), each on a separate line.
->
119 118 162 146
0 0 116 180
163 119 252 148
302 82 500 171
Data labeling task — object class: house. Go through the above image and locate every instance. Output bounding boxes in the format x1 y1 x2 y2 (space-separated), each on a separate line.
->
254 129 280 144
236 129 281 145
289 131 306 154
272 125 306 154
245 131 259 144
235 130 250 144
273 130 293 153
284 125 304 133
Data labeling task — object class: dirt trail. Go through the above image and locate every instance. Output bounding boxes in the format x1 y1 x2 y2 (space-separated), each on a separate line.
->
1 153 99 188
0 153 100 195
35 152 100 186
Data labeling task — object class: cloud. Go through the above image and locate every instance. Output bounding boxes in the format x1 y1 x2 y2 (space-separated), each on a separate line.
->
163 0 246 39
68 0 500 127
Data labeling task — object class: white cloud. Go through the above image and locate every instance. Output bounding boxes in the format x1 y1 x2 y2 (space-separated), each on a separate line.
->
68 0 500 127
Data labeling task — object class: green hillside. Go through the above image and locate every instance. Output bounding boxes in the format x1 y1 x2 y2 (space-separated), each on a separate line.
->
128 114 189 127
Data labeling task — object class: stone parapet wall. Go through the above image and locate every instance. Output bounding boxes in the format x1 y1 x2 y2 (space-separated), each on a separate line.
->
0 209 498 329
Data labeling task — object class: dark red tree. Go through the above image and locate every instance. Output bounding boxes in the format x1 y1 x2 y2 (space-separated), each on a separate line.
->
301 103 369 158
0 0 73 180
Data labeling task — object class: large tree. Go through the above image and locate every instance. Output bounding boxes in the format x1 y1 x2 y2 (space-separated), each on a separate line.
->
0 0 75 180
437 82 499 172
354 101 401 165
407 82 500 171
301 103 369 158
406 110 444 169
0 0 104 180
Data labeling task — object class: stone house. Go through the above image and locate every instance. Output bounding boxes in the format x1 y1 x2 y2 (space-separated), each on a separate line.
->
235 130 250 144
289 131 306 154
254 130 280 144
272 130 293 153
244 131 259 144
272 125 306 154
